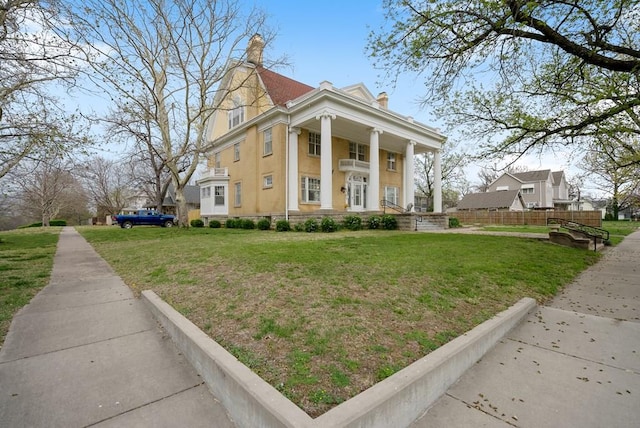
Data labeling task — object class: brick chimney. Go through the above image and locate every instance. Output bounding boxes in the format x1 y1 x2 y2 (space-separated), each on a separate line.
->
247 33 264 66
376 92 389 109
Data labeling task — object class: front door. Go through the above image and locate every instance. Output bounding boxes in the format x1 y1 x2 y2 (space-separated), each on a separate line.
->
348 176 367 211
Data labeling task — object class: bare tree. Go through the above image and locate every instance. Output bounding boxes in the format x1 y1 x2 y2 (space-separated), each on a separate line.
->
1 0 88 178
78 156 134 219
13 156 77 226
580 138 640 219
60 0 280 226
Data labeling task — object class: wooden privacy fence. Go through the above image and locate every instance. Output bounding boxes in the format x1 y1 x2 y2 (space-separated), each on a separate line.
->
452 210 602 227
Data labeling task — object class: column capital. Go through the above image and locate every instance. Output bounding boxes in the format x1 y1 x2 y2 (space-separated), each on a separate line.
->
407 140 417 146
369 127 384 135
315 110 336 121
289 127 301 135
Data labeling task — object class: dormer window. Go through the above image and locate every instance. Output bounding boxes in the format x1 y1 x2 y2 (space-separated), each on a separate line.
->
228 96 244 129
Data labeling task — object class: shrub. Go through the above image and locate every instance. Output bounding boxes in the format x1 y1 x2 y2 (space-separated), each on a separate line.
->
225 218 237 228
257 218 271 230
21 220 67 228
190 219 204 228
241 218 256 229
367 215 381 229
275 220 291 232
448 217 461 228
343 215 362 231
304 218 319 233
320 216 338 233
294 223 305 232
381 214 398 230
209 220 221 228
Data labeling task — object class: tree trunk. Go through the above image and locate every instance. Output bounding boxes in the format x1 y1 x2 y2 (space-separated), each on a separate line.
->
174 185 189 227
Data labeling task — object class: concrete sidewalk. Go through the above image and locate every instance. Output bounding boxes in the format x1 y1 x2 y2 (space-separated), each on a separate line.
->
411 230 640 427
0 227 235 427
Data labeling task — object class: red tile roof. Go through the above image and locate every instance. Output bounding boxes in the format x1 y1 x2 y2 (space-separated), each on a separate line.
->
257 66 315 106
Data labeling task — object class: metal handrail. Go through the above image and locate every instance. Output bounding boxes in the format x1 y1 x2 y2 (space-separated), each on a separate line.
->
547 217 610 251
381 199 410 214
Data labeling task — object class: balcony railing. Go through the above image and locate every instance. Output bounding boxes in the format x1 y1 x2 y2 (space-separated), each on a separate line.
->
338 159 370 172
199 167 229 180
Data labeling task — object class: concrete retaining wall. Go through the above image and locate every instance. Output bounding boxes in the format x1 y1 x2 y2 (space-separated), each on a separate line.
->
142 290 536 428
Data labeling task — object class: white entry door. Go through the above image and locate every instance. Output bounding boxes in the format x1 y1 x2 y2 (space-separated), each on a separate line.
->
349 176 367 211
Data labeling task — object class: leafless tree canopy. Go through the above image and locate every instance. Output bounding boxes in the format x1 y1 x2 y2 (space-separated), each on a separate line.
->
1 0 88 179
59 0 280 226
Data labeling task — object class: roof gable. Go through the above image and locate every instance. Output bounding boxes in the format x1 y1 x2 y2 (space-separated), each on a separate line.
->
340 83 377 103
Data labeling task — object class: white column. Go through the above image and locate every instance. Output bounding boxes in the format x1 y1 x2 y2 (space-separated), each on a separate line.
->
288 127 301 211
316 110 335 210
368 128 382 211
404 141 415 211
433 149 443 213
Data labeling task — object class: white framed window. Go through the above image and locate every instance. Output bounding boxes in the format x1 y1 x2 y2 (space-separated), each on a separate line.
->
386 152 396 170
496 185 509 191
214 152 221 169
263 175 273 188
349 142 367 161
263 128 272 156
227 96 244 129
308 132 321 156
234 182 242 206
385 186 399 205
214 186 225 206
201 186 211 198
233 143 240 161
301 176 321 203
521 185 535 194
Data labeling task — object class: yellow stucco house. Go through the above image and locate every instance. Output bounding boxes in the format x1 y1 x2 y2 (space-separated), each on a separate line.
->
197 35 446 227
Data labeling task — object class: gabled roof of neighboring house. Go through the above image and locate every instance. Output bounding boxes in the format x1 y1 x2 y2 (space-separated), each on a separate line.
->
511 169 552 183
256 66 314 106
551 171 564 185
163 184 200 206
457 190 524 210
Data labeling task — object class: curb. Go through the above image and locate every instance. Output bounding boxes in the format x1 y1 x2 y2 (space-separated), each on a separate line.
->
142 291 536 428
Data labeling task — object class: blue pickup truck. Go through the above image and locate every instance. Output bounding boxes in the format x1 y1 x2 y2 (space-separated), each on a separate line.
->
111 210 177 229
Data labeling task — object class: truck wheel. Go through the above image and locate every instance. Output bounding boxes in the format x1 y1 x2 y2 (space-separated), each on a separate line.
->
122 221 133 229
164 220 174 228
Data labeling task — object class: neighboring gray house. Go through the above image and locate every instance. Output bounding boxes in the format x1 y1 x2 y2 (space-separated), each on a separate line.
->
456 190 526 211
488 169 570 210
146 184 201 215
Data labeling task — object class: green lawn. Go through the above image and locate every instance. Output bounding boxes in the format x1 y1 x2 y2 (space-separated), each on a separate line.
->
0 228 60 346
78 226 600 416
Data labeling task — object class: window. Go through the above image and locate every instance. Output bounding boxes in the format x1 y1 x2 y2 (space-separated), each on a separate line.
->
496 185 509 191
387 152 396 170
228 96 244 129
308 132 321 156
234 143 240 161
521 185 535 194
301 176 321 203
234 182 242 206
214 186 225 206
214 152 221 169
201 186 211 198
263 175 273 188
385 186 399 205
263 128 272 156
349 142 367 161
